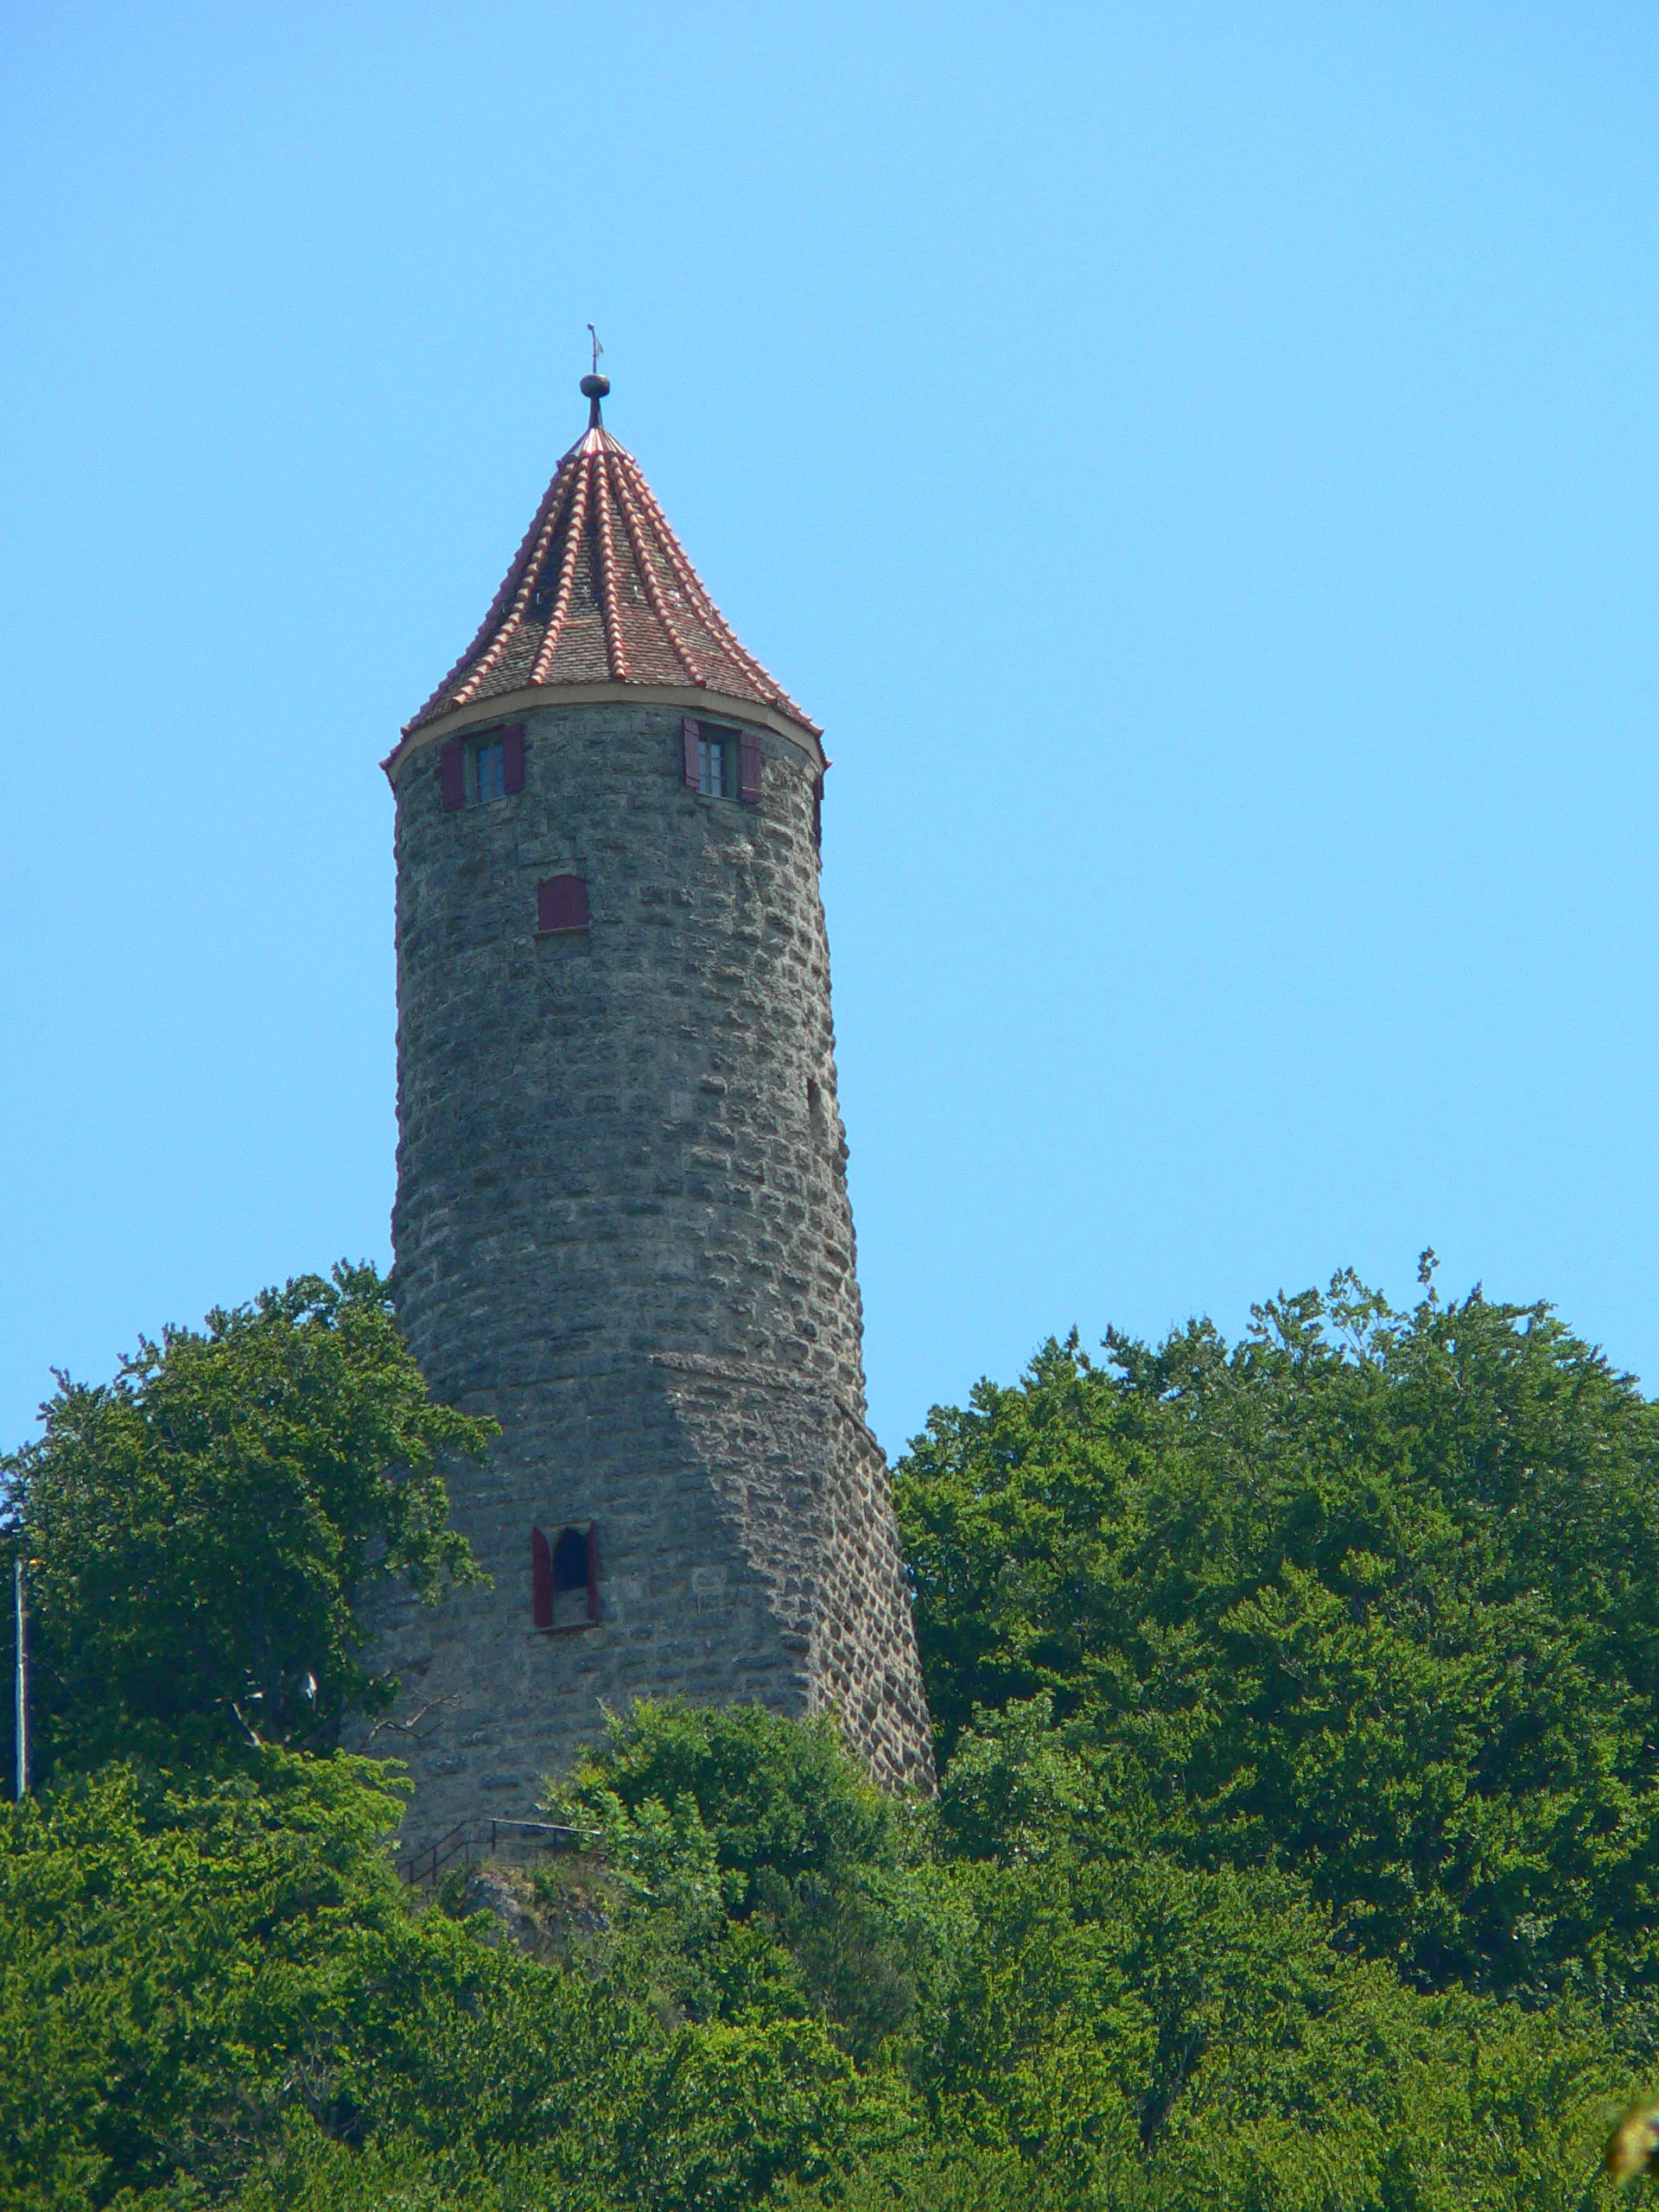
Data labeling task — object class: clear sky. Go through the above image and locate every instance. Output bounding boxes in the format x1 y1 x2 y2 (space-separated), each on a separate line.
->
3 3 1657 1456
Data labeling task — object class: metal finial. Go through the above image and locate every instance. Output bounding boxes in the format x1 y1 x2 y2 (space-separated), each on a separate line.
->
581 324 610 426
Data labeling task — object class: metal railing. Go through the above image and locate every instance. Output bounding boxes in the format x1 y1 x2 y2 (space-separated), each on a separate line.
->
399 1815 587 1890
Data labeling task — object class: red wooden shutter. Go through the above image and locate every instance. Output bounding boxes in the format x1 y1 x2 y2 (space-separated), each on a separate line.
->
531 1527 553 1630
537 875 590 933
584 1522 600 1622
502 725 525 794
738 735 762 804
682 716 701 789
811 776 823 852
440 741 465 811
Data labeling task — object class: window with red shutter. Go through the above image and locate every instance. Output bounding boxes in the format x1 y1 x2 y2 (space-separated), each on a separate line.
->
537 876 589 934
440 741 465 812
502 725 525 793
686 721 742 800
811 775 823 853
533 1522 600 1630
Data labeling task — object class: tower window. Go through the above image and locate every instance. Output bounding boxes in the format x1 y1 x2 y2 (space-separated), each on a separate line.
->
531 1522 600 1631
551 1527 588 1591
438 725 524 811
680 717 763 805
474 739 506 804
699 729 731 797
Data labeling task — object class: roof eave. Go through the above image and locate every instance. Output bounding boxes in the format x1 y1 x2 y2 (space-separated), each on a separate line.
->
381 679 826 786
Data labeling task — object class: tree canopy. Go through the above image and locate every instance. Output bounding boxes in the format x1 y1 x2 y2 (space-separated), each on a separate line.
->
895 1262 1659 1999
1 1265 492 1779
3 1259 1656 2210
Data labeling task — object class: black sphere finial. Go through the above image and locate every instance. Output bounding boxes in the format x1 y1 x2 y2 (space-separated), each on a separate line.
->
582 324 609 425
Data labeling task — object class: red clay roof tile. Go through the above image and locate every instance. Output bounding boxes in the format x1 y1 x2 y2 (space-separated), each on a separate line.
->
403 405 817 739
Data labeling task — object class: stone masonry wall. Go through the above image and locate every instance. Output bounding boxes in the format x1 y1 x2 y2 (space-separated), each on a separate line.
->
355 698 933 1846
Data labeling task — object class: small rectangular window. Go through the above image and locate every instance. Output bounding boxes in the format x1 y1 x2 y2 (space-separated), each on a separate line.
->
696 724 743 800
474 740 506 804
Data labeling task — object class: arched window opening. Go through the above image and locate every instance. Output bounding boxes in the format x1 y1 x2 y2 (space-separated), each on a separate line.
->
552 1527 588 1592
531 1521 600 1632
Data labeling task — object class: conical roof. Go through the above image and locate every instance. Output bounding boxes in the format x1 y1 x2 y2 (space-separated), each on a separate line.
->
402 388 817 741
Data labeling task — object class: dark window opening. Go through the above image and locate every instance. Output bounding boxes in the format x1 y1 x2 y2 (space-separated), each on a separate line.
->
551 1527 588 1591
532 1521 600 1631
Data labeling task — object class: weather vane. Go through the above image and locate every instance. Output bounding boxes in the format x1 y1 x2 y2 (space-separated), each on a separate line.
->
582 324 610 425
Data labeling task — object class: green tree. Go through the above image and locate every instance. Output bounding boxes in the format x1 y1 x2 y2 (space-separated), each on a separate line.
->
0 1709 1630 2212
543 1700 958 2063
1 1265 493 1778
0 1748 869 2212
906 1843 1620 2212
895 1264 1659 1996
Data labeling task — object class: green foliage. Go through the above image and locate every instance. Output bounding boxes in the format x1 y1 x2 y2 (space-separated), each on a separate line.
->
1 1265 493 1777
778 2143 1062 2211
895 1266 1659 1995
544 1702 957 2063
913 1846 1619 2212
0 1715 1633 2212
0 1750 868 2212
4 1259 1656 2210
538 1701 1627 2212
0 1751 415 2209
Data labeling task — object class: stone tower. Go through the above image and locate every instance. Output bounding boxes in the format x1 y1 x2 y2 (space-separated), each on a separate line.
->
368 372 932 1841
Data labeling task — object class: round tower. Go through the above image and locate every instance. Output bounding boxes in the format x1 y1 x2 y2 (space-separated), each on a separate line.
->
366 375 932 1839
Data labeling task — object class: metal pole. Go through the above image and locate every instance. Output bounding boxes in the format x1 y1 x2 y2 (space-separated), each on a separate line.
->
14 1555 29 1800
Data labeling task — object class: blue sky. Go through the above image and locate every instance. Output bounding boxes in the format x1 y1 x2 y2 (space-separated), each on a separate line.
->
3 3 1657 1454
